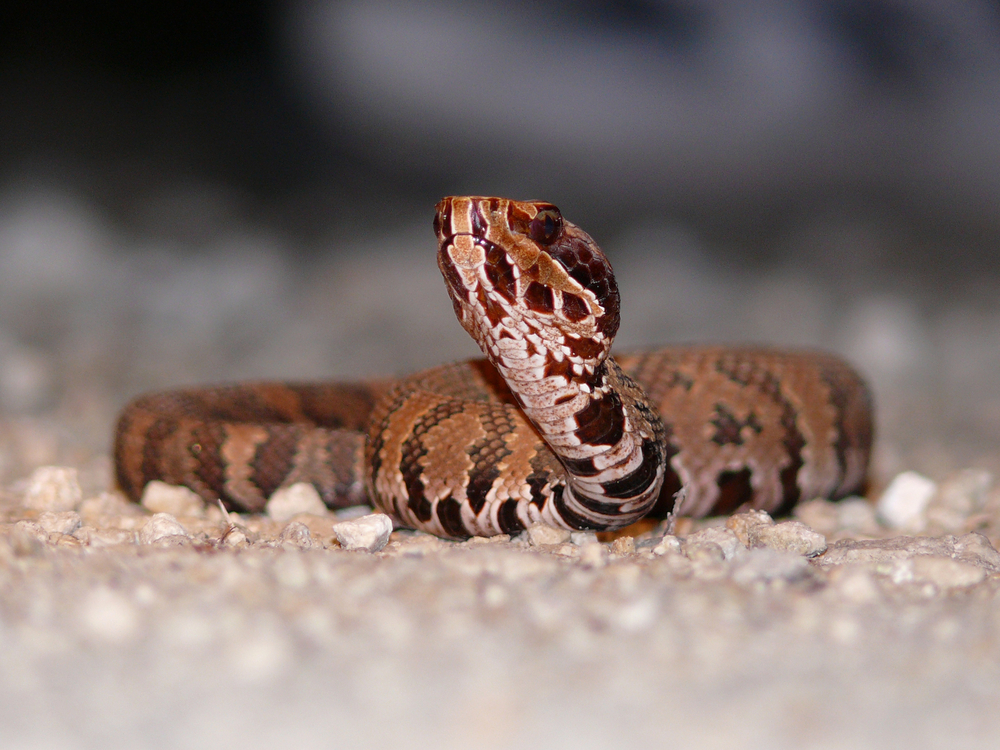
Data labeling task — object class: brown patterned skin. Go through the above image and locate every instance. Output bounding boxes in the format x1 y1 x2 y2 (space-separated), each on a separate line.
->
114 197 873 539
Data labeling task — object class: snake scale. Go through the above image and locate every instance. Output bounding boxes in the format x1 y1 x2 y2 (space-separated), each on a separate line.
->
114 196 873 539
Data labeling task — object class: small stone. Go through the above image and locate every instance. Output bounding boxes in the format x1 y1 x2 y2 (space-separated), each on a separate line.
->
266 483 328 521
610 536 636 556
222 525 253 548
685 540 725 564
877 471 937 530
332 513 393 552
526 522 572 546
75 527 136 547
684 527 742 560
651 534 682 556
138 513 190 544
753 521 827 558
725 509 774 547
23 466 82 511
817 532 1000 574
141 481 205 518
730 548 810 585
277 521 313 549
570 531 599 546
36 510 82 536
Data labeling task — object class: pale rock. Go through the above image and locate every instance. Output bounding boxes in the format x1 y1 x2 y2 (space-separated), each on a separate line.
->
817 532 1000 574
278 521 313 549
730 548 811 585
652 534 682 556
332 513 393 552
726 509 775 547
75 527 136 547
683 527 742 560
877 471 936 530
222 525 253 548
526 522 572 546
36 510 82 536
570 531 599 546
610 536 635 556
266 483 328 521
141 481 205 518
138 513 190 544
753 521 827 558
23 466 82 511
685 541 725 564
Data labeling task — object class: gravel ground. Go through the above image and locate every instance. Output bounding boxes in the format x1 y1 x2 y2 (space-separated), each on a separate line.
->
2 187 1000 749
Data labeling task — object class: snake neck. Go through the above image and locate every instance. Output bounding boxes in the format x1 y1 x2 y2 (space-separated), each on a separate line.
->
435 195 668 529
493 342 667 529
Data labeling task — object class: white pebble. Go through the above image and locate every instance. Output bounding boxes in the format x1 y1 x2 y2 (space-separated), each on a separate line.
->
35 511 82 536
278 521 313 548
651 534 682 556
266 483 327 521
877 471 937 530
684 527 742 560
138 513 190 544
23 466 82 511
526 522 572 546
141 481 205 517
753 521 827 558
75 527 136 547
570 531 599 546
332 513 393 551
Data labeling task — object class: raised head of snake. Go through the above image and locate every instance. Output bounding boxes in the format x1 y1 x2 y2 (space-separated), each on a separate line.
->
434 196 667 529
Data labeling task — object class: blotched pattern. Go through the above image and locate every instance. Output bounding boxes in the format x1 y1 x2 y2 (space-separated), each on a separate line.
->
114 197 873 539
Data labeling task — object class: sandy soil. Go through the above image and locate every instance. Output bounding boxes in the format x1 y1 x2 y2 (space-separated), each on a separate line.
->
2 187 1000 749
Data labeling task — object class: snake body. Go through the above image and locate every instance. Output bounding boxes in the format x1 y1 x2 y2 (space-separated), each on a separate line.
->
114 197 873 539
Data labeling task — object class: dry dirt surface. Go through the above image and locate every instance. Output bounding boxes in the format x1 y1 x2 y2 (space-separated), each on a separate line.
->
2 190 1000 749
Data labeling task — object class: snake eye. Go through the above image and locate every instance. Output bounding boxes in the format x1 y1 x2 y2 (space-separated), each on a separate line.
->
528 208 563 245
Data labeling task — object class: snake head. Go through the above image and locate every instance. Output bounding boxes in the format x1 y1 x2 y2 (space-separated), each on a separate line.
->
435 196 620 372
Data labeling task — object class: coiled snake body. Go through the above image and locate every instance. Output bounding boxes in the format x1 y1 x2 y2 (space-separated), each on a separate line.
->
114 197 873 539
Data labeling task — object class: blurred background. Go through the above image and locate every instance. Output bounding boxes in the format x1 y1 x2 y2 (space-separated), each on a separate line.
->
2 0 1000 488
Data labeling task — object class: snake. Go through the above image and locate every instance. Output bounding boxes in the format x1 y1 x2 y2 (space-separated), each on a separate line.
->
113 196 873 539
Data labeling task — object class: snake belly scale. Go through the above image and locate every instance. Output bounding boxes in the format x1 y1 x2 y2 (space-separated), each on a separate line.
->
114 197 873 539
